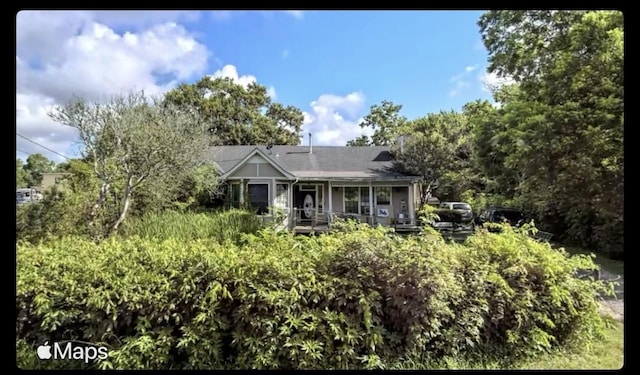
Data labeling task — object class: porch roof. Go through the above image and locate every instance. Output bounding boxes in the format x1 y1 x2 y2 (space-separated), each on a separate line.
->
292 171 416 180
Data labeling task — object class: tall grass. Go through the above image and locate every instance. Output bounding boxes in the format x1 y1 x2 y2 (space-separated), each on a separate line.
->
119 209 263 244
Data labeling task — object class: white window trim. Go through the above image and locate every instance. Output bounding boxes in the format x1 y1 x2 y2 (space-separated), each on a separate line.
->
342 186 372 215
374 186 393 206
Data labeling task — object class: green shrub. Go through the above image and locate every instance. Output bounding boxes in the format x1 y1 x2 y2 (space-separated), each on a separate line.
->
16 185 101 243
16 225 609 370
118 209 263 244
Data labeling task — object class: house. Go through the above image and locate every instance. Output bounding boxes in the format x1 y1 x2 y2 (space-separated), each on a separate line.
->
207 144 423 233
38 172 71 192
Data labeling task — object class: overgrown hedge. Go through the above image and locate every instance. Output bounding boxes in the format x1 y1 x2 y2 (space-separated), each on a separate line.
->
16 222 610 370
118 209 263 243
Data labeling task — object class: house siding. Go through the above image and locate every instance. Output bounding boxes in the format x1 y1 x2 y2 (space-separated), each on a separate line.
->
258 163 286 178
331 187 343 213
235 163 258 178
40 173 70 191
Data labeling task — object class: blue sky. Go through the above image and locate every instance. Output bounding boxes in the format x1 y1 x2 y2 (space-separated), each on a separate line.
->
16 10 502 161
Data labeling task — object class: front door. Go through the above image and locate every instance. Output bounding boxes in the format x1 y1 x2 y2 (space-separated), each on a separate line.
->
294 185 316 223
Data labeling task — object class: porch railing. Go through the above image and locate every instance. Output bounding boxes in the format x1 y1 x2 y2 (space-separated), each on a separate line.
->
290 208 420 231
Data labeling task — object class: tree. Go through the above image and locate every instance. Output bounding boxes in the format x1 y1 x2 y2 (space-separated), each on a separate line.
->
17 159 100 242
20 153 56 187
392 111 473 205
478 10 586 92
346 135 371 147
49 91 213 236
16 159 29 188
164 77 304 146
464 97 521 197
350 100 409 146
479 10 623 255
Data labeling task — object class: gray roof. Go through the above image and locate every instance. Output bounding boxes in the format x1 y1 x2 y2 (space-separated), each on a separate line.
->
204 145 421 180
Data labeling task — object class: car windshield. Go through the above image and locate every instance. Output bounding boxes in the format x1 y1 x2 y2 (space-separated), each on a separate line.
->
453 204 471 210
497 210 523 222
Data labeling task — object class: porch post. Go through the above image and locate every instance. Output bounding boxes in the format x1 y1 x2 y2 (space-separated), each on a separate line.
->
369 181 374 225
239 178 245 204
408 182 415 224
289 181 294 226
328 180 333 214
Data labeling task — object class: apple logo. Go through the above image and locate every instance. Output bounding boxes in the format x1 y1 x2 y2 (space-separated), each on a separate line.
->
37 342 52 360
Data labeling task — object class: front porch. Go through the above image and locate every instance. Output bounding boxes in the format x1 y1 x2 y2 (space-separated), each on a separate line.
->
289 207 422 235
223 178 423 234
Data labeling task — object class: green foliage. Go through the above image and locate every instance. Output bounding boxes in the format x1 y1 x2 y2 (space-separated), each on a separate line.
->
393 110 477 203
460 190 520 216
417 204 440 225
17 188 87 243
476 10 623 256
346 135 372 147
49 91 215 235
163 76 303 146
16 153 57 188
17 224 608 369
131 164 222 215
119 209 263 243
349 100 409 146
16 158 29 188
16 159 117 243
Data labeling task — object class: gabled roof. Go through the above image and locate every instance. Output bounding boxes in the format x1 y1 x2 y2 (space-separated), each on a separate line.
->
204 145 422 181
218 147 296 180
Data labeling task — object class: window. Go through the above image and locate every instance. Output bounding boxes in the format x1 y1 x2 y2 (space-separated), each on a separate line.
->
375 187 391 205
360 188 370 214
453 203 471 210
343 187 372 215
230 184 240 209
248 183 269 214
344 187 359 214
275 183 288 210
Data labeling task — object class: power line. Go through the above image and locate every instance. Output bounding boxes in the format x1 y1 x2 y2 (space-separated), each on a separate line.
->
16 133 71 160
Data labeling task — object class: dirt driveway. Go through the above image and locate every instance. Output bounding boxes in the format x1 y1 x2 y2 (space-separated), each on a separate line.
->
599 268 624 322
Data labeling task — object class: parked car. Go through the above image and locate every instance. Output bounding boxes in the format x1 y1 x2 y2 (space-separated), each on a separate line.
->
438 202 474 223
16 188 43 205
475 207 526 230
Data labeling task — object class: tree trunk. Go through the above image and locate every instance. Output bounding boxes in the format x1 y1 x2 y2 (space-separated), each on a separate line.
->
109 175 133 235
419 182 432 208
89 181 110 226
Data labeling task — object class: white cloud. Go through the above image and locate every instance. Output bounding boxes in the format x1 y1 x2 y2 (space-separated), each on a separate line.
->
17 11 210 161
449 65 478 97
208 64 277 100
479 71 516 92
16 94 80 162
282 49 290 59
267 86 277 100
285 11 304 19
211 64 257 88
301 92 371 146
